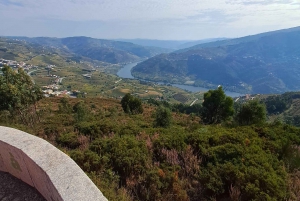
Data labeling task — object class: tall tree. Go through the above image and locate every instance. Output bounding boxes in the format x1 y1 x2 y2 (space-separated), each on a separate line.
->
201 87 234 124
0 65 43 126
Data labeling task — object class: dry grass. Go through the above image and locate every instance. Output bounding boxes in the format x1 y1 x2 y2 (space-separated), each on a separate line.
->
138 91 163 98
288 170 300 201
119 88 131 94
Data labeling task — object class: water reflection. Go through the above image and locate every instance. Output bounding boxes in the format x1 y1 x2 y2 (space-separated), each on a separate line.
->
117 62 243 97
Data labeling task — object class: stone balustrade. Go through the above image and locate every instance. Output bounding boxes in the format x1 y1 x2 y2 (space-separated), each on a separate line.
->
0 126 107 201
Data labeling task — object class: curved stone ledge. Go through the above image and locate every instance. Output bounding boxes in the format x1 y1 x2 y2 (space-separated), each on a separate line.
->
0 126 107 201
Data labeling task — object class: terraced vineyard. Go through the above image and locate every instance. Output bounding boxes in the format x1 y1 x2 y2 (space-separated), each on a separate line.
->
173 93 189 103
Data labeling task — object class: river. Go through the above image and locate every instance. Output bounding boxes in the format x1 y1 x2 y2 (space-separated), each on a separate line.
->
117 62 243 98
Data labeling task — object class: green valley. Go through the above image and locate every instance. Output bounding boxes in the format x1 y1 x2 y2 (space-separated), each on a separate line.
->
0 37 203 104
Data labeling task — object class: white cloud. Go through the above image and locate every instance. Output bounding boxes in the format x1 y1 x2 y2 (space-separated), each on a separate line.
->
0 0 299 39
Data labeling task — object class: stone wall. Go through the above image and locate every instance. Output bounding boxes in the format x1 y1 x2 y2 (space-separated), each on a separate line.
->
0 126 107 201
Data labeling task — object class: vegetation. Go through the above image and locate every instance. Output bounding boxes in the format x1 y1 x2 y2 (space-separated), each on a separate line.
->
3 37 300 200
235 100 266 125
0 65 43 127
2 83 300 200
263 93 295 114
132 27 300 94
260 92 300 127
121 93 143 114
153 106 172 128
201 87 234 124
148 98 204 118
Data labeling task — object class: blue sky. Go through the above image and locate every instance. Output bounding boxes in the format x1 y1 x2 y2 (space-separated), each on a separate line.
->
0 0 299 40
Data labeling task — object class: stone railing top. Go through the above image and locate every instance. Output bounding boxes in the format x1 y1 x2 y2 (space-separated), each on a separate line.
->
0 126 107 201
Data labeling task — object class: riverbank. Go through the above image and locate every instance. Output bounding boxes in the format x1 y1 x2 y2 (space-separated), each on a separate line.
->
117 62 244 97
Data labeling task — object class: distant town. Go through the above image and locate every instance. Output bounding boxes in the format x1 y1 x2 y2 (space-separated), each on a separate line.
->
0 58 80 98
0 58 37 70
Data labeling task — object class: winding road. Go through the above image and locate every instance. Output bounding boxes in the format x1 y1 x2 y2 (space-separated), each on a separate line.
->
190 99 199 106
27 69 38 84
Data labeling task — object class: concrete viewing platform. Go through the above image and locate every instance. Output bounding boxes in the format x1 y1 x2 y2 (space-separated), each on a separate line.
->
0 126 107 201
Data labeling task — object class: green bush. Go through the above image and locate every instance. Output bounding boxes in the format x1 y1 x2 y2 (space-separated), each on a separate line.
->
153 106 172 128
235 100 266 125
57 132 80 149
121 93 143 114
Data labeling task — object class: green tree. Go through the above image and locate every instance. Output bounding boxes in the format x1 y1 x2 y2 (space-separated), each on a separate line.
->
121 93 131 113
121 93 143 114
201 87 234 124
153 106 172 128
235 99 266 125
0 65 43 126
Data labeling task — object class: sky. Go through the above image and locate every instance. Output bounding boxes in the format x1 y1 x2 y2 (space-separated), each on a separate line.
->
0 0 300 40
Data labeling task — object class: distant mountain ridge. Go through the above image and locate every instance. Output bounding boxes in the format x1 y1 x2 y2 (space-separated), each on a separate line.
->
132 26 300 94
6 36 169 64
176 27 300 53
117 38 227 50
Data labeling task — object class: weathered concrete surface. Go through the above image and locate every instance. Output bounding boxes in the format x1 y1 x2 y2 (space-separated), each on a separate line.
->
0 126 108 201
0 171 46 200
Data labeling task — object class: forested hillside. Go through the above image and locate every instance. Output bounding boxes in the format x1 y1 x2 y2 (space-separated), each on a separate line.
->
260 92 300 127
132 26 300 94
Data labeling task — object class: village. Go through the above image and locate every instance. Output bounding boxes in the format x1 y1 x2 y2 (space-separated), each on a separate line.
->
0 58 37 70
0 58 80 98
